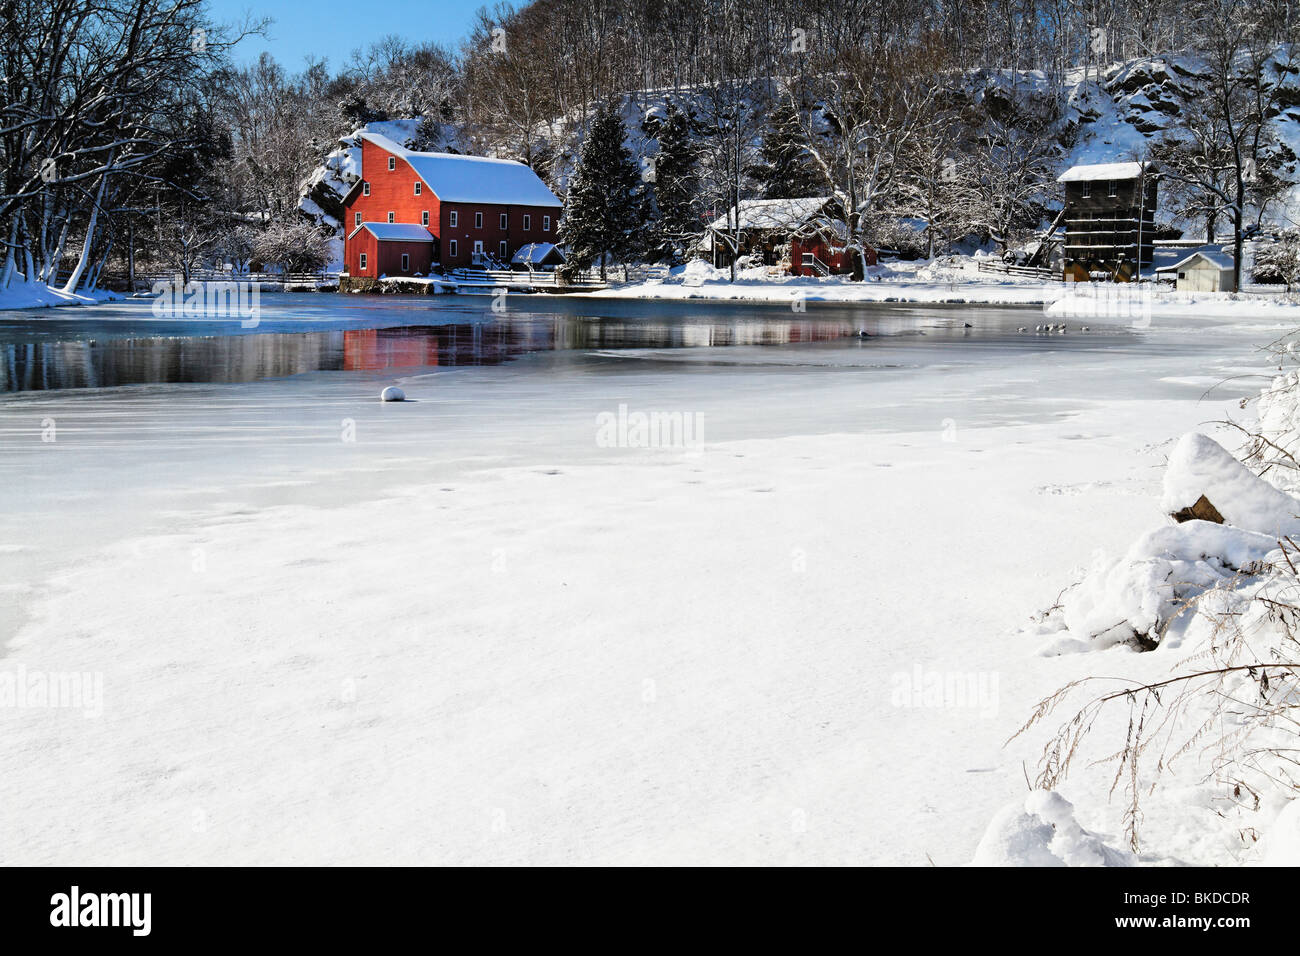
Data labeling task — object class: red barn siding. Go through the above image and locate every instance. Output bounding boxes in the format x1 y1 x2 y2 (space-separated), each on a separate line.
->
789 236 874 276
346 230 434 278
348 139 441 233
349 230 377 277
375 239 434 277
438 203 560 269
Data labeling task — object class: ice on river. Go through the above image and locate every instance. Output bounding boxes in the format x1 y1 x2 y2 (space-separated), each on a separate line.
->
0 295 1281 864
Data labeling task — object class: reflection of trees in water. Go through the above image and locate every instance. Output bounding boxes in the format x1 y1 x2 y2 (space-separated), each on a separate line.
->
0 333 346 392
0 316 867 392
551 317 860 350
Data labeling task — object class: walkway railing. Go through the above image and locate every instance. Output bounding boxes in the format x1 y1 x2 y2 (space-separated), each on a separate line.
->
801 253 830 276
446 268 606 288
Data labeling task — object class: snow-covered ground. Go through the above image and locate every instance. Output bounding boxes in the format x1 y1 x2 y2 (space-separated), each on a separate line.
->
0 282 120 312
593 257 1300 321
593 257 1060 306
0 294 1294 865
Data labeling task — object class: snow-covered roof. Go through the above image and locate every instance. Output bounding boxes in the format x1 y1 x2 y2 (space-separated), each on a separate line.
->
1057 161 1152 183
1156 250 1234 272
707 197 832 232
511 242 564 264
360 131 561 206
349 222 436 242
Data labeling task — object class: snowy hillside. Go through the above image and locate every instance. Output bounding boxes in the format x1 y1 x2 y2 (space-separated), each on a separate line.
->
298 53 1300 257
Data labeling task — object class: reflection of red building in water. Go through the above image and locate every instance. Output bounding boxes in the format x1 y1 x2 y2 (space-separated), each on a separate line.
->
343 329 441 371
341 324 556 371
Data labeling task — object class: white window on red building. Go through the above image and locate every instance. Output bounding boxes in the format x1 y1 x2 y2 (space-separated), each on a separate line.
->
523 214 531 230
388 211 395 223
448 239 457 257
401 253 409 271
543 215 550 231
414 182 421 195
422 211 429 226
388 156 395 171
499 240 507 259
449 210 458 227
359 252 367 271
362 182 370 196
499 213 507 229
355 212 361 227
475 211 483 229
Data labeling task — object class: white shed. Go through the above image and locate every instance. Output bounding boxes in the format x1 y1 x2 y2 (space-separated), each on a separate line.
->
1157 250 1236 292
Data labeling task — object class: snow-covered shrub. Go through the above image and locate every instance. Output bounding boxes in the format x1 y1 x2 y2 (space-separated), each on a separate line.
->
1251 231 1300 290
254 220 333 274
1019 373 1300 850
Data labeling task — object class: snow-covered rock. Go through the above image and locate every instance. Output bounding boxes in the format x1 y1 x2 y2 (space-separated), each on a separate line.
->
972 791 1135 866
1161 432 1300 538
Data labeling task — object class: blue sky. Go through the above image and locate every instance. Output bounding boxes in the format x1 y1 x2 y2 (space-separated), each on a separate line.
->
207 0 484 70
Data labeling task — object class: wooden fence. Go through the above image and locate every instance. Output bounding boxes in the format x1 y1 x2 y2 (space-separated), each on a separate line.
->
100 270 340 290
102 264 672 294
446 267 608 288
975 260 1059 280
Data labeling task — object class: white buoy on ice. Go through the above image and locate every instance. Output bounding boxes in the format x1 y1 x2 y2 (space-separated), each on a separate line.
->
380 386 406 402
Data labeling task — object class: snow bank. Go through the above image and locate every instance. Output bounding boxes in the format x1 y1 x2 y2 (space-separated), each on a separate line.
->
1255 370 1300 495
1009 371 1300 866
1032 429 1300 652
597 256 1300 313
1161 432 1300 538
972 791 1134 866
0 282 120 312
1260 800 1300 866
1051 520 1279 650
597 256 1062 306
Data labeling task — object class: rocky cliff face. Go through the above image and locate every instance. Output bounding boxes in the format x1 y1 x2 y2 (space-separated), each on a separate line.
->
297 119 461 231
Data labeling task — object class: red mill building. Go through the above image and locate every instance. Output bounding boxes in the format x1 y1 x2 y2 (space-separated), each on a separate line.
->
341 131 563 285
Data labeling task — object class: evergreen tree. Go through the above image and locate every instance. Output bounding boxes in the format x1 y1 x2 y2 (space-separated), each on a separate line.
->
749 99 828 200
559 102 644 280
648 103 702 264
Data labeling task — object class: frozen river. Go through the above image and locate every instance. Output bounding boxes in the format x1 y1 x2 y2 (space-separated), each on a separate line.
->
0 292 1287 864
